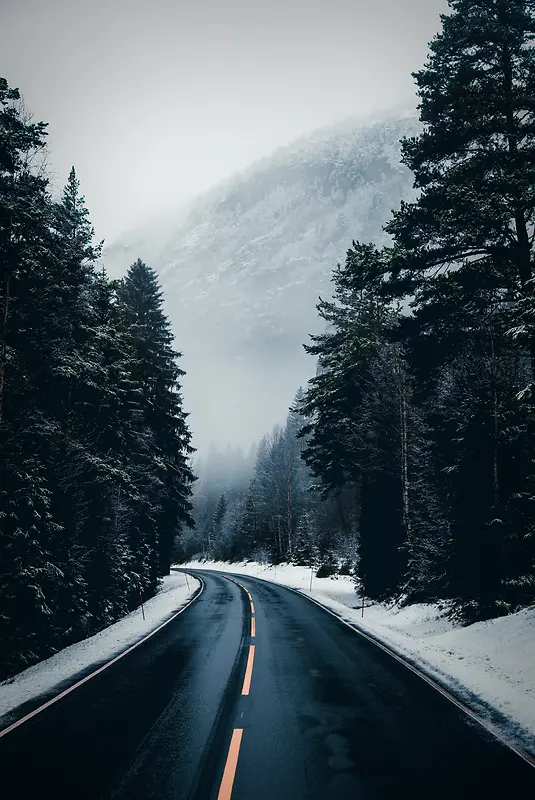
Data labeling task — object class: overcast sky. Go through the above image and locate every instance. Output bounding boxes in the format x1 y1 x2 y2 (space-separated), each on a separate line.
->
2 0 448 244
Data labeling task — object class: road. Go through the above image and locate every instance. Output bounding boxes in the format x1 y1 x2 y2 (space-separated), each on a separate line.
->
0 569 534 799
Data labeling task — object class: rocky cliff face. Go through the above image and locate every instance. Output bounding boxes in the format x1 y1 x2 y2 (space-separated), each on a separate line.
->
104 114 420 452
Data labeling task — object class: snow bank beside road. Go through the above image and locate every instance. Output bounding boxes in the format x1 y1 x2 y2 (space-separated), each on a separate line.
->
0 571 200 725
185 560 535 754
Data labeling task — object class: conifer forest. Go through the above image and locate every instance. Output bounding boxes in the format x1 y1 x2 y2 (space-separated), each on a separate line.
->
3 0 535 682
0 78 195 677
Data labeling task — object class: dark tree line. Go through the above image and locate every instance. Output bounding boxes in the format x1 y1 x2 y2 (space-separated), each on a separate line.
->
182 399 358 577
301 0 535 620
0 78 195 678
189 0 535 623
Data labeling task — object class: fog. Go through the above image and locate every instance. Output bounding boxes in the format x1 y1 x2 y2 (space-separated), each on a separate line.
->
2 0 448 241
104 113 422 455
3 0 449 455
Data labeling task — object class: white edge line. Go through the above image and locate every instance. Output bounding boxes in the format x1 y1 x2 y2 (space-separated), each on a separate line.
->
0 575 205 740
205 569 535 770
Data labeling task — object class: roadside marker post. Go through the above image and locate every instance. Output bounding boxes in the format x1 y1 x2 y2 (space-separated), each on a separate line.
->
361 574 366 618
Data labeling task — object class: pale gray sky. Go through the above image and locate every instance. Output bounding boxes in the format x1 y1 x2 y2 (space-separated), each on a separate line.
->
2 0 448 244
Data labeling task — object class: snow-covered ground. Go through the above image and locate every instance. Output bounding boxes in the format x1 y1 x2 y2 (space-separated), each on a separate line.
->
185 560 535 755
0 571 200 725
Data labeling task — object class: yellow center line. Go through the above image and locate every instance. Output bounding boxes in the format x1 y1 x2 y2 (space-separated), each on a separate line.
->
251 616 256 638
250 601 255 614
238 583 253 603
217 728 244 800
241 644 255 695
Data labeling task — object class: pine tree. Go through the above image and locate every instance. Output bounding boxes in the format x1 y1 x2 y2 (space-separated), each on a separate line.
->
40 167 106 630
0 81 199 677
297 242 405 595
235 488 259 560
212 493 227 544
118 259 195 579
292 511 319 567
387 0 535 312
298 242 395 496
382 0 535 617
0 78 63 674
0 78 49 424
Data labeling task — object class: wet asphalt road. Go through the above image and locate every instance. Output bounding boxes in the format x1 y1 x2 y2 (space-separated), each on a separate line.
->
0 569 534 800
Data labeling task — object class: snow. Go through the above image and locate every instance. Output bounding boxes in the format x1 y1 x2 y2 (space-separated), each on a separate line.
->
185 560 535 755
0 571 200 725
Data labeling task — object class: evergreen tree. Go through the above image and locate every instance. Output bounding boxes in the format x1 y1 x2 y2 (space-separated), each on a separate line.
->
291 510 319 567
297 242 404 595
0 81 198 678
383 0 535 617
297 243 395 496
387 0 535 311
42 167 105 631
212 493 227 542
0 78 62 672
118 259 195 578
235 488 260 560
0 78 49 424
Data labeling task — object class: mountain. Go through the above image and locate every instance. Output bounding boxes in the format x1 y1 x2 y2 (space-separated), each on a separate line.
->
104 113 420 453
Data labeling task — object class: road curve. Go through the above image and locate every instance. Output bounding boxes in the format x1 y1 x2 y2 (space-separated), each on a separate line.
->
0 569 534 799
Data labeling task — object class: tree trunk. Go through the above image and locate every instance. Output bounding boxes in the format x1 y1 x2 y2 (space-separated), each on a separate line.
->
0 275 10 425
501 39 535 371
400 380 411 542
491 336 500 508
287 471 293 556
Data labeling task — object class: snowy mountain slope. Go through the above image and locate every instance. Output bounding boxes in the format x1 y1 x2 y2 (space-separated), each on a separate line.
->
104 115 420 452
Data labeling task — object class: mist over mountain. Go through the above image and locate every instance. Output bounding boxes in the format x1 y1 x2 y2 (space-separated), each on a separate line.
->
104 114 420 453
